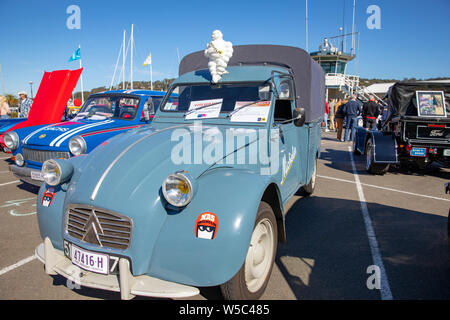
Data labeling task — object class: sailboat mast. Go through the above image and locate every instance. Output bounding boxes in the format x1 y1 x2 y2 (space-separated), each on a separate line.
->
351 0 356 54
305 0 308 52
130 24 134 90
150 63 153 91
79 44 84 104
341 0 346 52
122 29 126 90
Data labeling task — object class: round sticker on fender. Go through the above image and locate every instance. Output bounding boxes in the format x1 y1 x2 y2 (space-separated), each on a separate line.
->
195 212 218 240
42 187 56 207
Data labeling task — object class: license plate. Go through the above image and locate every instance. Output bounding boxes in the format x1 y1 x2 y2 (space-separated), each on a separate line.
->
417 126 450 139
30 171 43 181
444 149 450 156
410 147 427 157
69 243 109 275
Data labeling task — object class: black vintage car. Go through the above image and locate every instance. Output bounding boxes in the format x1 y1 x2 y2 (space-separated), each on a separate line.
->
353 81 450 174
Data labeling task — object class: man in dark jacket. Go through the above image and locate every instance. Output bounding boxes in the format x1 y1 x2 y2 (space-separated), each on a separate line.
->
343 94 362 142
335 99 346 141
362 95 380 130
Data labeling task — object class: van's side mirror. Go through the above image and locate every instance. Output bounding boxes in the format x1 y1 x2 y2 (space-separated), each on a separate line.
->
293 107 306 127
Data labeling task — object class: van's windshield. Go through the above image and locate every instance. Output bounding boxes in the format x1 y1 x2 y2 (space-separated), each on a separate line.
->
160 83 272 122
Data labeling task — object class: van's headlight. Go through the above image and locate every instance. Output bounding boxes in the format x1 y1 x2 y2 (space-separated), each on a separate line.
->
42 159 74 186
162 171 195 207
69 135 86 156
4 131 19 150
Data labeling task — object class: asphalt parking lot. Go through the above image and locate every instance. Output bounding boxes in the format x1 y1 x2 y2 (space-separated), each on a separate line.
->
0 131 449 300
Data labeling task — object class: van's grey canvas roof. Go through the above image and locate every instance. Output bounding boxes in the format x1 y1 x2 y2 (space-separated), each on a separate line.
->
179 45 325 123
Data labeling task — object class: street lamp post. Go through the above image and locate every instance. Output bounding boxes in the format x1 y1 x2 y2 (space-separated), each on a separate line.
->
29 81 34 99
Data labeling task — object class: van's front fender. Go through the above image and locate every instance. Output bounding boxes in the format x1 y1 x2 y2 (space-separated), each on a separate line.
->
148 167 278 287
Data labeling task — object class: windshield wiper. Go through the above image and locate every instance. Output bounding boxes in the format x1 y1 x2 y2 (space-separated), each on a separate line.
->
183 101 224 116
227 100 267 118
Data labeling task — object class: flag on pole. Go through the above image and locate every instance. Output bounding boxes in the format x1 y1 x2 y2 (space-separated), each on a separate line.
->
143 53 152 66
68 48 81 62
68 45 84 103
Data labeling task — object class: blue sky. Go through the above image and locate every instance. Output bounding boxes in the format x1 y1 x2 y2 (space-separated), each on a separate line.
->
1 0 449 96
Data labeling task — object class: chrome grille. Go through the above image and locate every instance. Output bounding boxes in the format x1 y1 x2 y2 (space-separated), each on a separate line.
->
65 205 132 250
23 147 70 164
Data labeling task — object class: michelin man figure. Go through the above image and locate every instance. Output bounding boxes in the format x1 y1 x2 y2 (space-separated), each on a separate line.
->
204 30 233 83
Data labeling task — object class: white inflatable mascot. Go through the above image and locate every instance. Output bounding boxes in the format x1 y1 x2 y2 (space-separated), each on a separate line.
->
204 30 233 83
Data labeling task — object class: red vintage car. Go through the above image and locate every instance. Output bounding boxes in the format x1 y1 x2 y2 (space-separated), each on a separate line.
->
0 68 82 152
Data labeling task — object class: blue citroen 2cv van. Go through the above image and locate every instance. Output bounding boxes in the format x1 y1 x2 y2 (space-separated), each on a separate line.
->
34 45 324 299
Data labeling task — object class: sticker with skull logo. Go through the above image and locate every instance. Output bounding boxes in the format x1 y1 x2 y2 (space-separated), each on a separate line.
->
42 187 56 207
195 212 218 240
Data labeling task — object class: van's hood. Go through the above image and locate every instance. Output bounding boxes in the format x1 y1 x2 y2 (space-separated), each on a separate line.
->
23 119 128 148
68 123 262 205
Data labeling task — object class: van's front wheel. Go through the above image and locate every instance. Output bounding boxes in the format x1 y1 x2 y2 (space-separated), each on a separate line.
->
220 201 277 300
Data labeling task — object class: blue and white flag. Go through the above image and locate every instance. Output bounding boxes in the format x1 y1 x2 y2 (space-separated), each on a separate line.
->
68 47 81 62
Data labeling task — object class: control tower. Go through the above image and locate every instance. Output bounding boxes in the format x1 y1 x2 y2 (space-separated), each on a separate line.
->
310 36 359 101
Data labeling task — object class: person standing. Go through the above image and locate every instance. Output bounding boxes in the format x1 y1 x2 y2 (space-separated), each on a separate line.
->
323 101 330 132
328 99 336 131
335 99 346 141
343 94 362 142
362 95 380 130
18 91 32 118
0 95 11 119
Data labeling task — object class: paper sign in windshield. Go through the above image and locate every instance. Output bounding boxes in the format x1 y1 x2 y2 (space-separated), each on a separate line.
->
230 101 271 123
185 99 223 119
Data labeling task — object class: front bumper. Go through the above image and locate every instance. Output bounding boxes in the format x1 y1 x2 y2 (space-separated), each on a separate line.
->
10 164 43 187
35 237 200 300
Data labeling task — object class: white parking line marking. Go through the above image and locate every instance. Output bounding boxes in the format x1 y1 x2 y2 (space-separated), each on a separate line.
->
0 180 19 187
317 175 450 202
0 171 10 174
0 156 11 160
348 146 393 300
0 255 36 277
